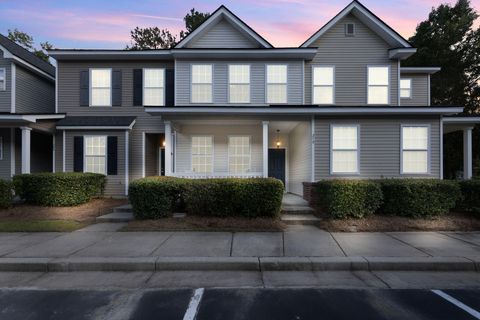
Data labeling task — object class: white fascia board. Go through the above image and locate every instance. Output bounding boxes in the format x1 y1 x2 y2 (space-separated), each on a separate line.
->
57 126 133 130
400 67 441 74
0 44 55 81
443 117 480 123
145 107 463 116
171 48 317 59
48 50 173 61
389 48 417 60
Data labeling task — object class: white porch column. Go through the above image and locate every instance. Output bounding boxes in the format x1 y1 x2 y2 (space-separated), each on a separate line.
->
262 121 269 178
164 121 172 176
463 127 473 179
20 127 31 174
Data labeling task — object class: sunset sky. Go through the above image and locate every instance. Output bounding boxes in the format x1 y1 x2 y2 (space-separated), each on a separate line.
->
0 0 478 49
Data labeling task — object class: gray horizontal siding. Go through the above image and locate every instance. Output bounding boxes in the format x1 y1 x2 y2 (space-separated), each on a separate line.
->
187 19 260 48
400 74 429 106
175 60 303 105
305 14 399 106
314 116 441 180
288 122 311 195
15 64 54 113
0 51 12 113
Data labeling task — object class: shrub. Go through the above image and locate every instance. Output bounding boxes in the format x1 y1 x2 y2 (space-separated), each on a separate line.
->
378 179 460 217
312 180 383 219
128 177 190 219
13 172 105 206
0 180 13 209
457 180 480 215
183 178 284 218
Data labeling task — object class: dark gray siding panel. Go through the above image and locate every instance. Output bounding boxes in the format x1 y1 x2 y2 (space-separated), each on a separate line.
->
0 51 12 113
175 60 303 105
15 65 54 113
187 19 260 48
400 74 429 106
314 116 441 180
305 14 399 105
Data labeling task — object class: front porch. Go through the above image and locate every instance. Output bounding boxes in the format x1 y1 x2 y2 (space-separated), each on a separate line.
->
162 118 313 194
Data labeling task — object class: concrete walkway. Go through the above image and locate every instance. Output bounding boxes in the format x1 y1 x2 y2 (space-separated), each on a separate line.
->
0 225 479 272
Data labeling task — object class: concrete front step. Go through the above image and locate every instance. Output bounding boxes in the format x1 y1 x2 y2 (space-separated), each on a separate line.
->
281 206 315 215
96 211 134 223
281 214 321 225
113 204 132 213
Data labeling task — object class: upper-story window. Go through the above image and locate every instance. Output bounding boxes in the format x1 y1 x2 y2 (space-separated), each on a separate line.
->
400 78 412 99
90 69 111 106
313 66 335 105
266 65 287 104
191 64 213 103
367 66 389 105
143 68 165 106
0 68 5 91
228 65 250 103
345 23 355 36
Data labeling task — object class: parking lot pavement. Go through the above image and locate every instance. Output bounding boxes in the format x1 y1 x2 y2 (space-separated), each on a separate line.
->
1 288 480 320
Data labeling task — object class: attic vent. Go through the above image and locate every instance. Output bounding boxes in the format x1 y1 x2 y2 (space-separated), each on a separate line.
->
345 23 355 36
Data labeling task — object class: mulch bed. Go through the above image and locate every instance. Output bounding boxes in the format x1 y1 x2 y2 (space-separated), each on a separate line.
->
0 198 128 222
122 216 287 232
318 212 480 232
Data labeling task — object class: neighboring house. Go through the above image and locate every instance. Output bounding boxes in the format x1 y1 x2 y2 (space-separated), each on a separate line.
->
48 1 479 197
0 34 63 179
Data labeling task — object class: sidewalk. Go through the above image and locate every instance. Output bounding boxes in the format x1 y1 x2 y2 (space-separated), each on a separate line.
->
0 225 479 272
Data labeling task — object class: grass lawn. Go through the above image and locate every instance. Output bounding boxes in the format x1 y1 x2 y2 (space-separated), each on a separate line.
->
0 220 89 232
122 216 286 232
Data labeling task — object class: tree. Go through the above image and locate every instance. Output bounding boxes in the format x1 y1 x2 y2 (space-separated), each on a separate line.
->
127 8 210 49
7 29 53 62
404 0 480 114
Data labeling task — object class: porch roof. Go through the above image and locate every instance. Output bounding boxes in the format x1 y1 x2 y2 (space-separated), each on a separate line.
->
56 116 136 130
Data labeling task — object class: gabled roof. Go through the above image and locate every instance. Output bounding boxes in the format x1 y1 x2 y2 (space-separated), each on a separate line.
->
0 34 55 78
301 0 412 48
175 5 272 49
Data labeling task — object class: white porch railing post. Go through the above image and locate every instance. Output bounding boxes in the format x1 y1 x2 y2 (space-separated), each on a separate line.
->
262 121 269 178
20 127 31 174
463 127 473 179
164 121 172 176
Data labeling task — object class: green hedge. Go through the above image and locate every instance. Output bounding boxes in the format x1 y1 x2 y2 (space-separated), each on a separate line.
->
312 180 383 219
183 178 284 218
128 177 189 219
128 177 284 219
13 172 105 206
0 180 13 209
457 180 480 215
378 179 460 217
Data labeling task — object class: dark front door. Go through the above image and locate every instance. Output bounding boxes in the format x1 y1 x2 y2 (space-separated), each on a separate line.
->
160 149 165 176
268 149 286 185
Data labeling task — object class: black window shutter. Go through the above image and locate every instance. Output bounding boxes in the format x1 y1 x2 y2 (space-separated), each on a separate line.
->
107 136 118 175
80 70 89 106
112 70 122 106
165 69 175 106
133 69 143 106
73 136 84 172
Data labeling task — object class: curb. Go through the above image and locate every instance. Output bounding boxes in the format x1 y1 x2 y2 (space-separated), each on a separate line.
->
0 256 477 272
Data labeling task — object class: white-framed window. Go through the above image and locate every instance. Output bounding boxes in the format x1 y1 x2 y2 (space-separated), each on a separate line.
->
90 69 111 106
400 78 412 99
0 137 3 160
191 64 213 103
367 66 389 105
228 65 250 103
228 136 251 174
143 68 165 106
313 66 335 104
0 68 5 91
191 136 213 173
331 125 359 174
84 136 107 174
266 64 287 104
401 125 429 174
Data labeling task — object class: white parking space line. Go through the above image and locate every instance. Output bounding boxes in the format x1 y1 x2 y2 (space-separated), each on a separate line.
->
183 288 205 320
432 290 480 319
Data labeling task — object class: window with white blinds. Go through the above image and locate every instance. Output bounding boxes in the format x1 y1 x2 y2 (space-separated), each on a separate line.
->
229 65 250 103
401 126 429 174
85 136 107 174
191 64 213 103
400 78 412 99
191 136 213 173
90 69 111 106
367 66 389 105
0 68 5 91
331 125 359 174
313 66 334 104
228 136 251 173
143 68 165 106
266 65 287 104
